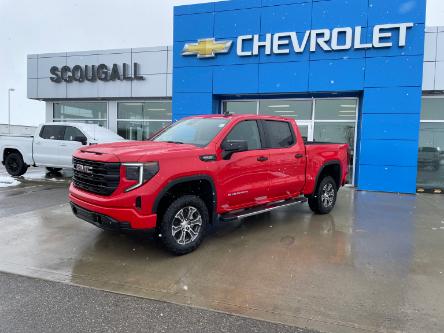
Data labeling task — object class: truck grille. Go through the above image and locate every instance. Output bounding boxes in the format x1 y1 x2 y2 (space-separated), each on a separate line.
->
72 157 120 196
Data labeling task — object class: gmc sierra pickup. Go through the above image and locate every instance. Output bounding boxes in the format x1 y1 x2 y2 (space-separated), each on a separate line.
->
69 114 349 255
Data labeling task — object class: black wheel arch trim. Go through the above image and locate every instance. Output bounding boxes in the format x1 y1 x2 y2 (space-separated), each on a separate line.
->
313 160 342 194
152 174 217 223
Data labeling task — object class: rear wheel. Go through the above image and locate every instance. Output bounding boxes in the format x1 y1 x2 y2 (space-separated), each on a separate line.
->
160 195 208 255
308 176 337 215
4 152 28 177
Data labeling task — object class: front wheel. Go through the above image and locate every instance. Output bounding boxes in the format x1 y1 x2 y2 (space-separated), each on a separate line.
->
4 152 28 177
160 195 209 255
308 176 337 215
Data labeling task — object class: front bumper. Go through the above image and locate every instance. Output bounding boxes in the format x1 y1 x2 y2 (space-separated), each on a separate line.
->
69 192 157 230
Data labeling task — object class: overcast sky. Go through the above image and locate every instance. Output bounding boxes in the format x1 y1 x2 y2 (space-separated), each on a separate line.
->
0 0 443 126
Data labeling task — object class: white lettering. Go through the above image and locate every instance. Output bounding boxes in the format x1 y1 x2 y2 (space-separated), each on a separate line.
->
310 29 331 52
273 32 291 54
354 26 372 49
233 22 414 57
373 25 393 48
331 27 353 50
398 22 414 47
253 34 272 56
237 35 253 56
291 31 310 53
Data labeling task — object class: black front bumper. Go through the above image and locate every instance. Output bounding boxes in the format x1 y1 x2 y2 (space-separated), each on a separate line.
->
70 202 132 232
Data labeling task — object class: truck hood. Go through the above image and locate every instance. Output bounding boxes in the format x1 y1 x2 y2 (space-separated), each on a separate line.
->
78 141 201 162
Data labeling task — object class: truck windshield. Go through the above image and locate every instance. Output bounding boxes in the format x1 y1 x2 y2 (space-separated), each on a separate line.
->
153 118 229 147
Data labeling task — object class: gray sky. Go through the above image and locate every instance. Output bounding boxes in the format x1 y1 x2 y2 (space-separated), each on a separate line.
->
0 0 443 126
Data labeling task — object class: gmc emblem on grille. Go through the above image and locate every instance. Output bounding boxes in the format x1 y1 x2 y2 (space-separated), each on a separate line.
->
75 164 93 174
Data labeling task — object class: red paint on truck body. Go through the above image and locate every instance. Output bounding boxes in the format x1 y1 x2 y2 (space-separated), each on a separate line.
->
69 114 349 230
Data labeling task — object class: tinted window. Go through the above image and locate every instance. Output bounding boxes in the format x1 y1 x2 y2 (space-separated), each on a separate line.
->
225 121 261 150
39 125 66 140
263 121 295 148
64 126 86 141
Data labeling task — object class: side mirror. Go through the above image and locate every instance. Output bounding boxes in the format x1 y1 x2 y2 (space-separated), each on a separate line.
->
221 140 248 159
74 136 87 145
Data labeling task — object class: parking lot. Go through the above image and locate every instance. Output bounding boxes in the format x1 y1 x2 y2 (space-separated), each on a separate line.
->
0 166 443 333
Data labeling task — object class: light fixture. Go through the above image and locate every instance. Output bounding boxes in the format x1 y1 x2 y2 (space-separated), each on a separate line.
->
267 105 291 108
340 105 356 108
275 110 296 113
148 108 166 111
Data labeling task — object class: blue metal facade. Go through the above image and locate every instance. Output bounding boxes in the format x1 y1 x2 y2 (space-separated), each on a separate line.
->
172 0 426 194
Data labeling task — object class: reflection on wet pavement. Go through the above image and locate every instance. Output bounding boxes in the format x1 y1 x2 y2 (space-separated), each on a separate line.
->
0 188 443 333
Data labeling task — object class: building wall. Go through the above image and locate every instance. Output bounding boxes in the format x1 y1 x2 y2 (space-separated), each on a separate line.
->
423 27 444 91
27 46 172 100
173 0 426 194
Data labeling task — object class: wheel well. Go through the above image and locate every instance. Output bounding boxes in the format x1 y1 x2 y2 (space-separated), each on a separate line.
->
155 179 215 227
317 163 341 190
2 148 21 164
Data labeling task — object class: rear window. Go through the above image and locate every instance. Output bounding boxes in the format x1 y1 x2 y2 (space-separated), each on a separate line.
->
39 125 66 140
262 120 295 148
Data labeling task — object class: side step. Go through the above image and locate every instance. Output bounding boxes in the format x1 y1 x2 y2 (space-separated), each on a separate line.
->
220 197 307 222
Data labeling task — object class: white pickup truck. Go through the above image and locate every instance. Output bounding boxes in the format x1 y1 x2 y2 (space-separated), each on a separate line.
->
1 123 125 176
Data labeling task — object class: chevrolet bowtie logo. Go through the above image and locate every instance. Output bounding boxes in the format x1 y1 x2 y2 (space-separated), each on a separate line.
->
182 38 233 58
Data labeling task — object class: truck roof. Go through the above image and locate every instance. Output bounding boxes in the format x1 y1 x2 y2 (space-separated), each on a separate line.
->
186 114 295 121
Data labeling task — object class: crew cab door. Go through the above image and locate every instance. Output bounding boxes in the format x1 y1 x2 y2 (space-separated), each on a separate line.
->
217 120 270 211
260 120 306 199
59 126 87 167
33 125 66 166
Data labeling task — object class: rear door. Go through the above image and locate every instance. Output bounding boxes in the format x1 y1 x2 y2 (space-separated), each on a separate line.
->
217 120 270 211
261 120 306 199
59 126 87 167
33 125 66 166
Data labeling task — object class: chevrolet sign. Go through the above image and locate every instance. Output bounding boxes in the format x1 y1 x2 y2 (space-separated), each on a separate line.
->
182 38 233 58
182 23 414 58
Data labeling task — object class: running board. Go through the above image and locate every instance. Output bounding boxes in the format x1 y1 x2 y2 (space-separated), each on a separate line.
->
219 197 307 222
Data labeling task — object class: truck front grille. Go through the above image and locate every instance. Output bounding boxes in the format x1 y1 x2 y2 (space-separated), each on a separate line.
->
72 157 120 196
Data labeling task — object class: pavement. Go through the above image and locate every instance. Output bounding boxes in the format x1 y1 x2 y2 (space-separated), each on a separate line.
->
0 271 312 333
0 166 443 333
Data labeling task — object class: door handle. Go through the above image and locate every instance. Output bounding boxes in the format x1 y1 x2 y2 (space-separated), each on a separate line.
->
257 156 268 162
295 153 304 159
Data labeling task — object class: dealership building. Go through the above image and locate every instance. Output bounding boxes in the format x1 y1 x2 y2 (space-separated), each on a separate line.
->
27 0 444 195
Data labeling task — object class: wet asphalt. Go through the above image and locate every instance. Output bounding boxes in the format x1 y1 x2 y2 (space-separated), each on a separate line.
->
0 167 318 333
0 166 443 333
0 271 314 333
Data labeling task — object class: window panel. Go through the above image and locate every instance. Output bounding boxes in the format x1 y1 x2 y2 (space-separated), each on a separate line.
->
263 120 295 148
225 121 261 150
117 121 171 141
118 101 172 120
259 100 312 120
314 99 357 121
40 125 66 140
421 98 444 121
223 101 257 115
54 102 107 120
64 126 86 141
417 123 444 189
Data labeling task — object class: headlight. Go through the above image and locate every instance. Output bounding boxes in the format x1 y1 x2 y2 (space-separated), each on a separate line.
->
123 162 159 192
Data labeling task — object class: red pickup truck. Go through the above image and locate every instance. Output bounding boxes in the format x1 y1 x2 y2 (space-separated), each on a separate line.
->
69 114 349 255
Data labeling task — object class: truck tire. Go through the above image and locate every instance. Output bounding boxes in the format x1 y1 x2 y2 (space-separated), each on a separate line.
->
160 195 209 255
4 152 28 177
308 176 337 215
46 167 62 173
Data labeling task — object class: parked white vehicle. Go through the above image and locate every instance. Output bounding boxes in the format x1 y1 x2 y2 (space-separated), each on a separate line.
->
1 123 125 176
